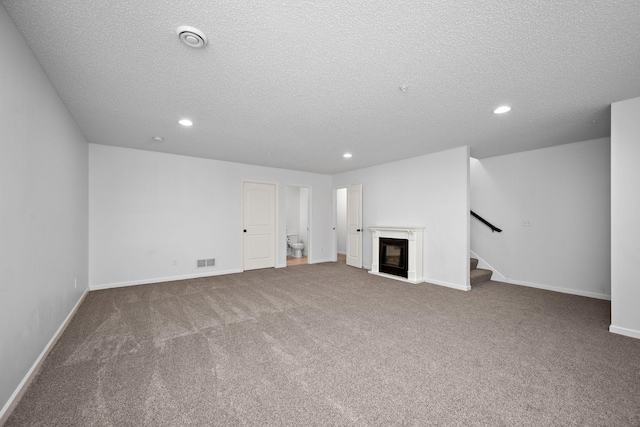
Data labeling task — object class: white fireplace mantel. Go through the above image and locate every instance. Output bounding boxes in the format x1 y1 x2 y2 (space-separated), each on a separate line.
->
368 226 424 284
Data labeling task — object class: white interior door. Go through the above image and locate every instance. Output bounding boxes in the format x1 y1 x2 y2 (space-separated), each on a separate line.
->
346 184 363 268
243 181 276 270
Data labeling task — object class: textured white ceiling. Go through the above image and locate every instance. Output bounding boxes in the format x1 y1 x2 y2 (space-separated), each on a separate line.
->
3 0 640 174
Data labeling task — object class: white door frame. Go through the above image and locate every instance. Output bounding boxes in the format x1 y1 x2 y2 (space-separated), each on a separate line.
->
346 184 363 268
284 184 312 265
241 180 278 271
332 185 363 267
331 187 341 262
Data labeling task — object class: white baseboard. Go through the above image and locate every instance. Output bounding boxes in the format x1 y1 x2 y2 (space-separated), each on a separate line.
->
507 278 611 301
609 325 640 340
368 271 422 284
0 288 89 425
89 269 243 291
424 278 471 291
470 250 611 301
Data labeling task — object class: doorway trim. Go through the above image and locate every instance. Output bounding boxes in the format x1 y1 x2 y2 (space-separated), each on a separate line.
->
332 184 363 267
346 184 363 268
284 184 312 266
331 187 342 263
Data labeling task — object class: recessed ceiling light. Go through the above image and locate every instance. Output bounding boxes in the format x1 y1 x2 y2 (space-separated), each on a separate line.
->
493 106 511 114
152 136 164 141
400 85 408 92
178 119 193 126
176 26 207 48
343 153 352 158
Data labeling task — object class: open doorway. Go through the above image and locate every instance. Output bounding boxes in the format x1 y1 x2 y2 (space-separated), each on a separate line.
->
285 186 310 266
336 188 347 264
333 185 363 267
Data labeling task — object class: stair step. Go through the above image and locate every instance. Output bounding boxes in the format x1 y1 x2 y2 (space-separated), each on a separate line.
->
470 258 479 271
470 268 493 286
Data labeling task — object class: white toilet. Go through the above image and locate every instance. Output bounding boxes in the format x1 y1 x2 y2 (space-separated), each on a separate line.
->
287 234 305 258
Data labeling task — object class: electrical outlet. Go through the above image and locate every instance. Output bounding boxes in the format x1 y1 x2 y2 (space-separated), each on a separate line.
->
172 259 178 265
522 219 531 227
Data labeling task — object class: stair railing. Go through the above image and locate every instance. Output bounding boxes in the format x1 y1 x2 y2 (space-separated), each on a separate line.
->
471 211 502 233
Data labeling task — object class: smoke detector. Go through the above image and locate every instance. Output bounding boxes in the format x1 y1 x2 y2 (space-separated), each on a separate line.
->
176 26 207 48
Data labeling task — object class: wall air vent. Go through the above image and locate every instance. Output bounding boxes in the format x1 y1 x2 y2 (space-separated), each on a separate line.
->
176 26 207 48
197 258 215 268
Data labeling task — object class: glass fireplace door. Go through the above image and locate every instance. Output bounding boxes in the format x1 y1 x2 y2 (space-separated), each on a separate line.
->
379 238 408 278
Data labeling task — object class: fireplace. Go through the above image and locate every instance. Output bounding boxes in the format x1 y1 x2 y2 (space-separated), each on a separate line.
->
379 238 408 278
368 226 424 284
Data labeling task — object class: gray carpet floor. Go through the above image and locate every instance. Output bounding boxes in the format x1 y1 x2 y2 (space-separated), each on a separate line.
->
6 262 640 426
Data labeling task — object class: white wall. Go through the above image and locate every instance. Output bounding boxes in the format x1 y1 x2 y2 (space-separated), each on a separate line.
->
333 146 470 290
611 96 640 339
89 144 332 288
0 5 88 417
336 188 347 254
471 138 611 299
286 186 300 236
299 187 309 255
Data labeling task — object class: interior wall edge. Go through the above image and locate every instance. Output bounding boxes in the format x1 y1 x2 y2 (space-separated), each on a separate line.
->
609 325 640 340
0 289 89 425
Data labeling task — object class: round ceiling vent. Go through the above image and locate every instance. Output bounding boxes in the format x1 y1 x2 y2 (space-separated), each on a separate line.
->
176 26 207 48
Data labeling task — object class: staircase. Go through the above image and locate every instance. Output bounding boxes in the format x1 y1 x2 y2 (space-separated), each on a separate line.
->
470 258 493 286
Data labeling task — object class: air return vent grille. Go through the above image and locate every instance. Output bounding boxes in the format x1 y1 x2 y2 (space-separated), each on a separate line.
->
197 258 215 268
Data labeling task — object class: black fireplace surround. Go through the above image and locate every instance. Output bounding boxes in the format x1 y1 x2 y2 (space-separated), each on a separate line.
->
379 237 409 278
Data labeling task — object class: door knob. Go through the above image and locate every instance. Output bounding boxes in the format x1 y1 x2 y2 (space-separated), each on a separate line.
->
243 229 247 232
357 229 361 232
